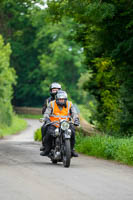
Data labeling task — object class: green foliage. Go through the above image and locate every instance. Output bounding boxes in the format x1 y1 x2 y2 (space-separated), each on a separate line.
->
0 0 45 107
115 138 133 165
78 104 92 123
34 16 87 103
47 0 133 136
34 128 42 141
87 57 121 133
0 114 27 138
0 35 16 126
0 1 88 106
1 0 133 136
76 133 133 165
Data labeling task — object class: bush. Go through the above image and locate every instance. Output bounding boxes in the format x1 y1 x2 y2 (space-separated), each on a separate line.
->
0 35 16 127
75 133 133 166
76 133 107 158
34 128 42 141
115 137 133 165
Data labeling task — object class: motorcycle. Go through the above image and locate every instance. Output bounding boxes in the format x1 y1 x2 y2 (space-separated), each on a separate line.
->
40 118 74 168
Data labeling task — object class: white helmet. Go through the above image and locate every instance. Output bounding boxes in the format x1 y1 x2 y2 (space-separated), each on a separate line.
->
56 90 67 106
50 82 62 98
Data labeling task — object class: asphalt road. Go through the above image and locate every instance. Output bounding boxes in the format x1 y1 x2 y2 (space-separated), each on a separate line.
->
0 119 133 200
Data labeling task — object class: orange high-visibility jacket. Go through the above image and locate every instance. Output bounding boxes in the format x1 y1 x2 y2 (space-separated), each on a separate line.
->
49 100 72 127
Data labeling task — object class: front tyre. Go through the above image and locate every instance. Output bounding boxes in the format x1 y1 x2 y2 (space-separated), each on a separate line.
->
52 159 57 164
63 139 71 168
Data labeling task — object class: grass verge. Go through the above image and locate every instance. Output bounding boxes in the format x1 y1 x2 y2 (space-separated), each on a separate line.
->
76 132 133 166
0 115 27 138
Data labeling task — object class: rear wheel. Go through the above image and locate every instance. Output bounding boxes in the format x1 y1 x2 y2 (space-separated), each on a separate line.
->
63 139 71 168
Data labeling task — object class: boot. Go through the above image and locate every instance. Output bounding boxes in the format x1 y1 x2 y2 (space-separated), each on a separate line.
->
40 149 49 156
40 144 51 156
40 145 45 151
40 137 45 151
71 149 78 157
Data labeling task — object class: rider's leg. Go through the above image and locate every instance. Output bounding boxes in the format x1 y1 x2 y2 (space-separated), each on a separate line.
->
70 124 78 157
40 125 56 156
40 123 46 151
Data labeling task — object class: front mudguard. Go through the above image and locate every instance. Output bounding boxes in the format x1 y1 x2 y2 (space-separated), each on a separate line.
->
63 129 71 139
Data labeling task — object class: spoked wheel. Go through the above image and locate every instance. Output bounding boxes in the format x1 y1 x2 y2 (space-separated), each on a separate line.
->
63 140 71 168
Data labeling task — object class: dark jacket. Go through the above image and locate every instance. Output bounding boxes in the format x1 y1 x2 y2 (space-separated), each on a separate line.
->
42 96 55 114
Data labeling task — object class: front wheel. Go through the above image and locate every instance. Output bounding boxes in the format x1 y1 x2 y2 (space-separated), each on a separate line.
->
52 159 57 164
63 139 71 168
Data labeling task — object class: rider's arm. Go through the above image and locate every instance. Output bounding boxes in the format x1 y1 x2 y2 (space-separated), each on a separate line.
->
42 97 52 114
70 104 80 126
70 103 79 121
42 100 47 114
43 102 53 120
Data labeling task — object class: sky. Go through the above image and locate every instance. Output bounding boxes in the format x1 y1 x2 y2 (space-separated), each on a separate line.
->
36 0 48 9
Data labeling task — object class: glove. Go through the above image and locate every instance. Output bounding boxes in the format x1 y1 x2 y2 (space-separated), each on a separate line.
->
74 118 80 126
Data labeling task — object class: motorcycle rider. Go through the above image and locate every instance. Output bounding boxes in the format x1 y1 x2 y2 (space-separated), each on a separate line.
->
40 82 62 151
40 90 80 157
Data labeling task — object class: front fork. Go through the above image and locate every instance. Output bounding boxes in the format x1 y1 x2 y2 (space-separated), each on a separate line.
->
53 137 61 160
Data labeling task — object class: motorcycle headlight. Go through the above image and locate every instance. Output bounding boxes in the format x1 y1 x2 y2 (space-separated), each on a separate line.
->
61 121 70 130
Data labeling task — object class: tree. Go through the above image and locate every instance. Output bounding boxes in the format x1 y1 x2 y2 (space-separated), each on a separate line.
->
47 0 133 135
0 0 45 106
0 1 87 107
0 35 16 126
33 16 86 102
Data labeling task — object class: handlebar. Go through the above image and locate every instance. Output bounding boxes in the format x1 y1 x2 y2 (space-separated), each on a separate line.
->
39 118 78 126
39 118 59 124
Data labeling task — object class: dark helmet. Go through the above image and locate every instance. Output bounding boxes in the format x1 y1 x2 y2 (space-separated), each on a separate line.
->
50 82 61 98
56 90 67 106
